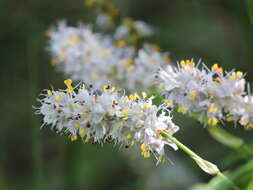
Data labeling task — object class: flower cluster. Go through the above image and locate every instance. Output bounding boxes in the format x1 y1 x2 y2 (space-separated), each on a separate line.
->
157 60 253 129
36 79 179 163
113 18 153 41
47 21 170 92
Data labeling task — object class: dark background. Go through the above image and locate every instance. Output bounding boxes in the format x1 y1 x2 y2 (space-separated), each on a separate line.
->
1 0 253 189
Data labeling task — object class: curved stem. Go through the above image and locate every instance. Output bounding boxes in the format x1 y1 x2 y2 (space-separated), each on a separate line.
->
160 131 240 190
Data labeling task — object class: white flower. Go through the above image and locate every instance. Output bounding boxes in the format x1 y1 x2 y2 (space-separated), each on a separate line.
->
114 25 130 40
114 20 153 40
96 13 111 29
47 21 171 92
134 21 153 37
157 60 253 129
36 80 179 163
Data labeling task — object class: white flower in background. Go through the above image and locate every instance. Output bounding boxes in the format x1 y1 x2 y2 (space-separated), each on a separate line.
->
48 21 135 88
114 25 129 40
47 21 171 92
36 80 179 163
134 21 153 37
157 60 253 129
114 20 153 40
123 44 170 91
96 13 112 28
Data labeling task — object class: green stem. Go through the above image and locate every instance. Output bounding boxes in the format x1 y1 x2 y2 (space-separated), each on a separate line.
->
160 132 240 190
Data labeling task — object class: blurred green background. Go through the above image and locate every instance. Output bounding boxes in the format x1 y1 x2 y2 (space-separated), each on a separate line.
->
1 0 253 189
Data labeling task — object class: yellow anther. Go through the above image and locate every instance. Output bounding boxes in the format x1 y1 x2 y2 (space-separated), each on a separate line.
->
183 67 191 72
79 128 86 137
213 76 223 85
122 116 129 120
103 85 110 92
158 156 166 163
98 49 110 57
54 95 62 102
116 40 126 47
151 45 161 52
177 106 186 114
68 35 80 45
91 71 99 79
159 84 165 89
125 97 131 103
209 104 218 113
142 92 147 99
125 134 132 140
134 110 139 114
149 96 155 100
85 134 91 143
104 114 112 121
74 123 80 128
236 71 243 78
59 52 66 60
163 56 170 62
229 71 243 81
122 58 133 68
212 64 218 70
59 92 65 96
66 86 74 93
208 117 219 126
137 105 143 110
163 99 173 106
51 59 58 66
111 86 116 92
145 103 150 111
142 151 151 158
226 115 234 122
47 90 52 96
44 29 52 37
140 143 146 151
156 130 163 135
126 65 135 72
129 94 136 101
137 114 143 118
71 135 78 141
180 60 186 67
229 72 236 81
245 123 253 130
82 111 89 118
92 97 97 104
130 141 135 146
71 104 77 109
80 84 86 89
239 119 248 126
134 93 140 100
212 64 223 74
64 79 72 86
186 60 195 67
190 91 197 100
181 60 195 67
122 18 133 27
85 0 94 7
122 109 130 115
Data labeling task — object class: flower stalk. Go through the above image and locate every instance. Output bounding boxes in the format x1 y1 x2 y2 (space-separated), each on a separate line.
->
160 131 220 175
160 131 240 190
